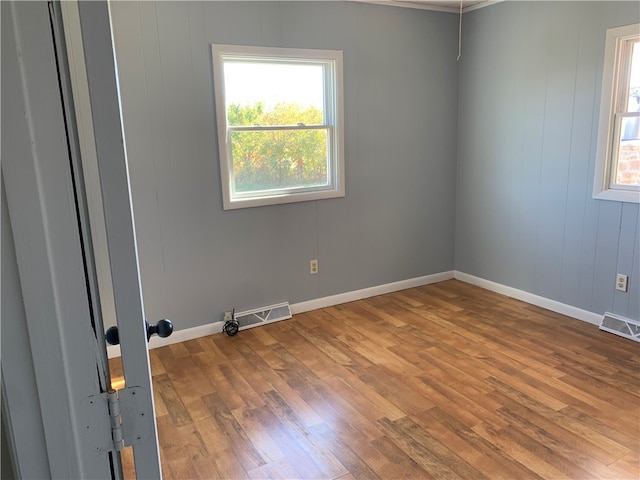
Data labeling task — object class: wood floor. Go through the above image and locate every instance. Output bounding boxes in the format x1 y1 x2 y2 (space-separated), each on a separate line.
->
110 280 640 479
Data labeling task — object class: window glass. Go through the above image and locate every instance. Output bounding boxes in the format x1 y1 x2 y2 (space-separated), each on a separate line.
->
223 62 325 126
230 129 328 193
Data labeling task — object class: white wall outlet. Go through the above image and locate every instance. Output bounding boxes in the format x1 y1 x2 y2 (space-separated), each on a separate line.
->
224 310 233 321
616 274 628 292
310 259 318 275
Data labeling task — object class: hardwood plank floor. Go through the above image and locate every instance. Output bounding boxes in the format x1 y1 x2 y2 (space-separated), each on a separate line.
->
110 280 640 479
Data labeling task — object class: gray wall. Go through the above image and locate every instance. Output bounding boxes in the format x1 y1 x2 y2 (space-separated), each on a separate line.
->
109 1 459 330
456 1 640 320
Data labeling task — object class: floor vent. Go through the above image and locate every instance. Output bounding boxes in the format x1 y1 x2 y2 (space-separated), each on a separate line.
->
235 302 292 331
599 312 640 342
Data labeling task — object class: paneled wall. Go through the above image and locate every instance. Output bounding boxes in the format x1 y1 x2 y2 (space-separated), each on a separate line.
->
456 1 639 320
109 2 459 330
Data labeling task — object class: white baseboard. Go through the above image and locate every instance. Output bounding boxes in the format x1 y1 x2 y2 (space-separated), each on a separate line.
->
453 271 602 325
107 271 454 358
108 270 603 359
290 271 455 315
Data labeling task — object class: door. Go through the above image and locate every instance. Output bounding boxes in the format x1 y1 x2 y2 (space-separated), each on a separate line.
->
2 1 162 478
73 1 164 477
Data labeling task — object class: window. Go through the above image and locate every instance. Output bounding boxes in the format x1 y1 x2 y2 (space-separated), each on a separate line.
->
211 44 345 210
594 24 640 203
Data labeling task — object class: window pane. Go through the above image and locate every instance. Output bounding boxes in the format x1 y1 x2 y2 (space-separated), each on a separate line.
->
616 115 640 186
627 41 640 113
223 62 325 126
230 129 329 193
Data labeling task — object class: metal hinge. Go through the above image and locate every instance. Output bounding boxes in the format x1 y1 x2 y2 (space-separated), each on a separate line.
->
107 390 125 451
79 386 152 454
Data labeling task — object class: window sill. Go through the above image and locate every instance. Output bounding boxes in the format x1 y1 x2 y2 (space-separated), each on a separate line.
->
593 189 640 204
223 188 345 210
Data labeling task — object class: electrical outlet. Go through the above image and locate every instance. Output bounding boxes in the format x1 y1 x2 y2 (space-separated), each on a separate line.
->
616 274 628 292
310 259 318 275
224 310 233 321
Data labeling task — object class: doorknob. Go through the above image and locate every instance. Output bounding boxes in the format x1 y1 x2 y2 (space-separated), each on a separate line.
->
145 318 173 341
105 319 173 345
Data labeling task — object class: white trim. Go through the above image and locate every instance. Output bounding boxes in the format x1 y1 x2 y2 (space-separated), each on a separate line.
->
290 271 455 314
109 269 610 359
211 44 345 210
108 271 454 358
593 23 640 203
594 188 640 203
348 0 504 14
453 271 602 325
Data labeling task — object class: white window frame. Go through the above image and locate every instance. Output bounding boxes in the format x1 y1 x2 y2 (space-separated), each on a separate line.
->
593 23 640 203
211 44 345 210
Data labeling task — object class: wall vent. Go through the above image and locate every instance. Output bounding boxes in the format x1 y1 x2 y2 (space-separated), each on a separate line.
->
235 302 292 331
599 312 640 342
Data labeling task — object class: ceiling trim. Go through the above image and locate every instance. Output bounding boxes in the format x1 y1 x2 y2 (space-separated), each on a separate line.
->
348 0 504 14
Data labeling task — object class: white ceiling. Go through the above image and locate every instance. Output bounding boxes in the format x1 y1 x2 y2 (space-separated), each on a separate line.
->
351 0 502 13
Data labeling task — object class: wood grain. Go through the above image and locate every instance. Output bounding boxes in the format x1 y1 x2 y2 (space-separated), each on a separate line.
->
110 280 640 479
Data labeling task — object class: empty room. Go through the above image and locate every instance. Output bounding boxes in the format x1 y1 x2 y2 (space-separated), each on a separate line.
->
2 0 639 479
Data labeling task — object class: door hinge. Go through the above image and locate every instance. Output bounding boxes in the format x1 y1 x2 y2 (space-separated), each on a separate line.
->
79 386 152 454
107 390 125 451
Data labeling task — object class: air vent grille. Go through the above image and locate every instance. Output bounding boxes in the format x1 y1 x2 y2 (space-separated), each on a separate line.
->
235 302 292 331
599 312 640 342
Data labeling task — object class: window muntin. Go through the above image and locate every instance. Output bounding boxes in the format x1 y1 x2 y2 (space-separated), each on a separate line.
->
212 45 344 210
594 24 640 203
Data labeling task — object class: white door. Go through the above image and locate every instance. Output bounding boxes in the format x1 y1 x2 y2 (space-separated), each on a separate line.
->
2 1 162 478
74 1 164 477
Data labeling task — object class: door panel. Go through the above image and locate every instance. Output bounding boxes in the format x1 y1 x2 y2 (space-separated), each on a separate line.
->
76 1 162 477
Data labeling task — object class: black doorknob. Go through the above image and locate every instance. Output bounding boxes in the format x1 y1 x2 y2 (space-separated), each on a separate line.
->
145 318 173 341
105 325 120 346
105 318 173 346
